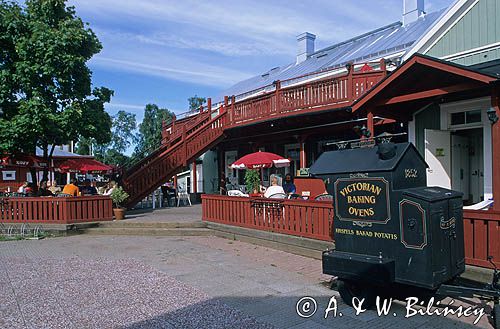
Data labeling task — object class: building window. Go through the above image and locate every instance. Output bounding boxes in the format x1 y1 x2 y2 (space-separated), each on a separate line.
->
2 171 16 181
450 110 482 126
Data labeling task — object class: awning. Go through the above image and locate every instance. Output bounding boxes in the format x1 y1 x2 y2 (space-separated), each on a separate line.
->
57 158 112 174
351 53 498 119
0 154 48 168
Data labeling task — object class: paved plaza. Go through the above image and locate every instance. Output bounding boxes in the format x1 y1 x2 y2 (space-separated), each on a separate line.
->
0 233 494 328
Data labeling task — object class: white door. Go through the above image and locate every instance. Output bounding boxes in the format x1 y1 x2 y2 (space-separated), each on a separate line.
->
425 129 451 188
451 135 469 201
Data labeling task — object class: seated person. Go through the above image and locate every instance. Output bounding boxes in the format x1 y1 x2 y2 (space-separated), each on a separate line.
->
62 178 80 196
24 183 34 196
48 180 61 194
17 181 28 194
104 181 116 196
80 179 97 195
282 174 296 195
264 176 285 198
37 181 54 197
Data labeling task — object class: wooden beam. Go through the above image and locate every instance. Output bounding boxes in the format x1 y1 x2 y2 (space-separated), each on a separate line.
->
491 85 500 211
376 82 481 106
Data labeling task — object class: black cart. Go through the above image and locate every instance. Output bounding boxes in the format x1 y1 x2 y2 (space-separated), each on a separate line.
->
310 141 499 327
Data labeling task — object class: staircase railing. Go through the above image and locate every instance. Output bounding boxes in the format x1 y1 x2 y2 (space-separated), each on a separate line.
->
122 110 227 207
121 60 387 207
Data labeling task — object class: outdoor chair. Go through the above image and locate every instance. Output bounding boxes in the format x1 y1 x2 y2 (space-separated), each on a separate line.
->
268 193 287 199
228 190 249 197
56 193 73 197
177 190 192 207
314 193 333 201
288 193 302 200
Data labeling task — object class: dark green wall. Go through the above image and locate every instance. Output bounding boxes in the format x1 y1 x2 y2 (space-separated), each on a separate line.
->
415 104 441 154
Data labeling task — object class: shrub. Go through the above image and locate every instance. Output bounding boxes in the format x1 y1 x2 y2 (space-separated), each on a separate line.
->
111 186 129 208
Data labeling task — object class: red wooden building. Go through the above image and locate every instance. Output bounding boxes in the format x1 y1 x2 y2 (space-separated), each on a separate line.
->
117 0 499 268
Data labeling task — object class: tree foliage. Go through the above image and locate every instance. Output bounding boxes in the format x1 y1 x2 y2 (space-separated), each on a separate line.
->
134 104 173 157
76 110 136 166
188 95 206 111
0 0 112 181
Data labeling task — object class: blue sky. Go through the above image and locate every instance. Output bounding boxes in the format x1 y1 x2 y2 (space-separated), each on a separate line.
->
69 0 455 123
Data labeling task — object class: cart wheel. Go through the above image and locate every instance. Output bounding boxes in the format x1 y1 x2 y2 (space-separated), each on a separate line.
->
493 303 500 329
337 280 377 309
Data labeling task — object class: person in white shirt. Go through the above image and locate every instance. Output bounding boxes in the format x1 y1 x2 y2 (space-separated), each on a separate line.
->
264 176 285 198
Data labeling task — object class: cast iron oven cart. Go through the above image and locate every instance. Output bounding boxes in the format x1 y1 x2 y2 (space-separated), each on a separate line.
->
309 141 500 328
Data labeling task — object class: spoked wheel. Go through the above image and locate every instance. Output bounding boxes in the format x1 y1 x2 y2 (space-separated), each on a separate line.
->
337 280 378 309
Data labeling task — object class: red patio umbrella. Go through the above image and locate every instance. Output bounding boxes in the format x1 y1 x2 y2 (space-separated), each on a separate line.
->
57 158 112 174
230 151 290 169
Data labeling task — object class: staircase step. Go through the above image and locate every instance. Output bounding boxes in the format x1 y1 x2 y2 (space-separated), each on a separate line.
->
81 227 213 237
98 221 206 229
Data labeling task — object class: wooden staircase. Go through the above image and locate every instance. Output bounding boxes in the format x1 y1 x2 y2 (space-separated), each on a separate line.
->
121 108 227 208
120 61 388 208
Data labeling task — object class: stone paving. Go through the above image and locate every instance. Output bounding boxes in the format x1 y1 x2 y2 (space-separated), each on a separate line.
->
0 235 495 328
123 204 202 223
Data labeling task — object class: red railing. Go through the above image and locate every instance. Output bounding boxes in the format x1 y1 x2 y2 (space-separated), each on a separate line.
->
0 196 113 224
228 64 386 127
463 209 500 269
122 111 227 207
202 195 334 241
202 195 500 269
122 61 386 207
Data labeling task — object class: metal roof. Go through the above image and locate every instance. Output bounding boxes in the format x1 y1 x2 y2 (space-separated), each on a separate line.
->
218 9 446 103
36 147 90 158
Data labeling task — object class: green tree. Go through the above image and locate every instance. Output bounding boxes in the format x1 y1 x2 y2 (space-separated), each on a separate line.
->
0 0 112 183
134 104 173 157
188 95 206 111
76 110 137 167
110 110 137 154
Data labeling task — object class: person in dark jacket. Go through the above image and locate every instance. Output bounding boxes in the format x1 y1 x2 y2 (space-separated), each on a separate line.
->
282 174 296 195
37 181 54 197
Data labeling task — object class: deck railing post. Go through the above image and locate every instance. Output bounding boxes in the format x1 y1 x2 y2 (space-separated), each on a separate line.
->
182 124 187 166
224 96 230 124
207 97 212 119
379 58 387 75
346 62 354 101
275 80 281 114
231 95 236 123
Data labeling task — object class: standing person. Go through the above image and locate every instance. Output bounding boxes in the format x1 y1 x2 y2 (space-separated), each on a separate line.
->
62 178 80 196
283 174 296 195
264 175 285 198
219 174 227 195
37 181 54 197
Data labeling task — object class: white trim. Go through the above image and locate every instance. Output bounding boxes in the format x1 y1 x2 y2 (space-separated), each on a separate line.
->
440 42 500 61
403 0 478 61
438 97 492 201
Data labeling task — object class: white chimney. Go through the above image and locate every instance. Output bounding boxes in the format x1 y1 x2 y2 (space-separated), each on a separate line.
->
296 32 316 64
403 0 425 26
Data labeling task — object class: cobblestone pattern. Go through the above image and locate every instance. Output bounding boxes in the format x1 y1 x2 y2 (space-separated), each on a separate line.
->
0 235 494 328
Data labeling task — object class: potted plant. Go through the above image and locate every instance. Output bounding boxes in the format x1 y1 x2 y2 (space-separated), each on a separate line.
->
110 186 129 220
245 169 260 196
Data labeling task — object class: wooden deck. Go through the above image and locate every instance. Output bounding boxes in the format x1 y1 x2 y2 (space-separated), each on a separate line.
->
202 194 500 269
0 196 113 224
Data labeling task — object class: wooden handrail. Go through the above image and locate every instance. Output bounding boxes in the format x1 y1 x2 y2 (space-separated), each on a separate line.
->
0 196 113 224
